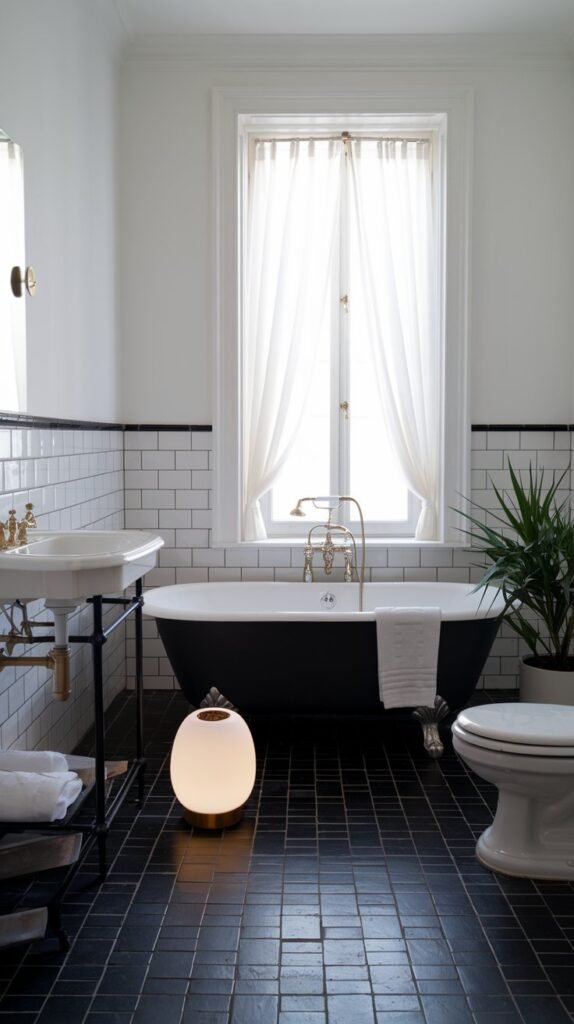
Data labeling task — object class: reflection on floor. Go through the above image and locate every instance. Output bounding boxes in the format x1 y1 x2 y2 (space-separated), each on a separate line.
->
1 690 573 1024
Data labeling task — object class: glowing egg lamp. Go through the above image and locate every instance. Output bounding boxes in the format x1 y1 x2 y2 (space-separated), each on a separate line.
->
170 708 256 828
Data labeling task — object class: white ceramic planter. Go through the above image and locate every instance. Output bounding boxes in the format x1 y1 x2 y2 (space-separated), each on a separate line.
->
519 658 574 706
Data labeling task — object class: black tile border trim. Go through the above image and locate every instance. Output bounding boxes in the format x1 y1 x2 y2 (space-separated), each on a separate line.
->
124 424 212 432
472 423 571 431
0 412 121 430
0 413 213 431
0 414 569 434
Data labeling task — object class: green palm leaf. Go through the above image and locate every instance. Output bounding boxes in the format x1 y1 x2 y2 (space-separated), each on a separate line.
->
457 462 574 669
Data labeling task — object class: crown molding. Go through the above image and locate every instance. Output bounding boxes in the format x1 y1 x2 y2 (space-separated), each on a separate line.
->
123 32 574 70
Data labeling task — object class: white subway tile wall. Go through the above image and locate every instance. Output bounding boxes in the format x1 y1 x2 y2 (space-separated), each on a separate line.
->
125 428 573 695
0 423 571 749
0 428 125 751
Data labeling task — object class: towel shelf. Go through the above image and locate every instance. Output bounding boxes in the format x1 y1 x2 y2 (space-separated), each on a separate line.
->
0 831 82 882
0 579 146 946
0 832 83 949
0 907 49 949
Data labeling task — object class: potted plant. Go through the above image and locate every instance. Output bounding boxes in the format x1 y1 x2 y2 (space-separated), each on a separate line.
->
461 462 574 704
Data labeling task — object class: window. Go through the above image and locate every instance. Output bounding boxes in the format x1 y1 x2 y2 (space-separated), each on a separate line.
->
244 126 438 540
213 89 472 546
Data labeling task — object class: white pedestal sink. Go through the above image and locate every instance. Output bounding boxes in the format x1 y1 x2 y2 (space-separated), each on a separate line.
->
0 528 164 883
0 530 164 601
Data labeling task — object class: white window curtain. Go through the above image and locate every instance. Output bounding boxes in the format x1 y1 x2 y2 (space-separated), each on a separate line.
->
242 139 343 541
348 139 440 540
242 134 439 542
0 138 26 412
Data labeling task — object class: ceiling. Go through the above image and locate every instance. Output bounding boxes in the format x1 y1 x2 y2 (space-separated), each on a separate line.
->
115 0 574 37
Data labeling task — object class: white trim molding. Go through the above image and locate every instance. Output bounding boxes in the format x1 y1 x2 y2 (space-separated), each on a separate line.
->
212 83 473 546
125 33 574 70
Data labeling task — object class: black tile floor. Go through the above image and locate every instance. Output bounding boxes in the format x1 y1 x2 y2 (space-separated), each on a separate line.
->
1 690 574 1024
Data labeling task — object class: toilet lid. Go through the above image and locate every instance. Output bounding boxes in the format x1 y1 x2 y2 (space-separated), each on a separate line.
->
456 703 574 749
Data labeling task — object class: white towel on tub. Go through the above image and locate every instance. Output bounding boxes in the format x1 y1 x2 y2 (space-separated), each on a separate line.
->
376 606 441 709
0 770 83 822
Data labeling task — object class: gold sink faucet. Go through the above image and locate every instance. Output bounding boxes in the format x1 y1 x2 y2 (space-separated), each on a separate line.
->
0 503 37 550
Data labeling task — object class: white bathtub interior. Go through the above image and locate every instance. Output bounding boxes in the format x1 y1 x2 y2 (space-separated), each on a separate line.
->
143 581 506 622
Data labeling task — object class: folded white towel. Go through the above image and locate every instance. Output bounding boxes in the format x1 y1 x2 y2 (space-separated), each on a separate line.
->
376 606 441 709
0 770 83 823
0 750 69 773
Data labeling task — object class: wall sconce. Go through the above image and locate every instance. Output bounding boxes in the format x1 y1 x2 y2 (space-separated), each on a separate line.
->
10 265 37 297
170 708 256 829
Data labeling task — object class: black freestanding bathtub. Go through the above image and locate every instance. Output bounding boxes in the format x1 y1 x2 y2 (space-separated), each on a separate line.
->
143 581 502 725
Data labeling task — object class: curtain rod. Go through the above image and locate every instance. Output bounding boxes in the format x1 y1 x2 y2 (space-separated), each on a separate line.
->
251 133 432 145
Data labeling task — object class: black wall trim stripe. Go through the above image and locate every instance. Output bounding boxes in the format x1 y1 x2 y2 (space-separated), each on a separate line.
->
0 413 120 430
0 414 569 434
0 413 213 431
472 424 571 432
124 424 212 432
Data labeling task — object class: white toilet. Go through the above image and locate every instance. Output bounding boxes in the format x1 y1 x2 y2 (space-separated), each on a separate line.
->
452 703 574 880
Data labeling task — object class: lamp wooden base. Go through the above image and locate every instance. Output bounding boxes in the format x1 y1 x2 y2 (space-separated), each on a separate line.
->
182 806 244 829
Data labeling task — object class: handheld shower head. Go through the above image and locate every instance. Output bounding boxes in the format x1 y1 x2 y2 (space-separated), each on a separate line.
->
290 501 307 517
290 496 343 517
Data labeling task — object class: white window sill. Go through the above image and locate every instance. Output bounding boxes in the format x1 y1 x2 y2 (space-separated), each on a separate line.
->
213 537 470 549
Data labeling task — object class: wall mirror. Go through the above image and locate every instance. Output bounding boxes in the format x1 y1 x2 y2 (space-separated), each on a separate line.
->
0 129 27 413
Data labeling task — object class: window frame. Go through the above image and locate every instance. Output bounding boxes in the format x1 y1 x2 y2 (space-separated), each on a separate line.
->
212 85 473 546
252 124 426 540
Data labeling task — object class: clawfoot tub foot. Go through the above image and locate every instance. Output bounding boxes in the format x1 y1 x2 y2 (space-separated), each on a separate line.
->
199 687 237 711
412 696 451 758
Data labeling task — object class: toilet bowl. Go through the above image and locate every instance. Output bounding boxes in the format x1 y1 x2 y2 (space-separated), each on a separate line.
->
452 703 574 880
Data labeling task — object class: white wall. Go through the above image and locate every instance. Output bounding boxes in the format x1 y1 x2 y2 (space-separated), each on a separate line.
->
471 66 574 422
119 41 574 425
0 0 125 421
0 25 571 425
